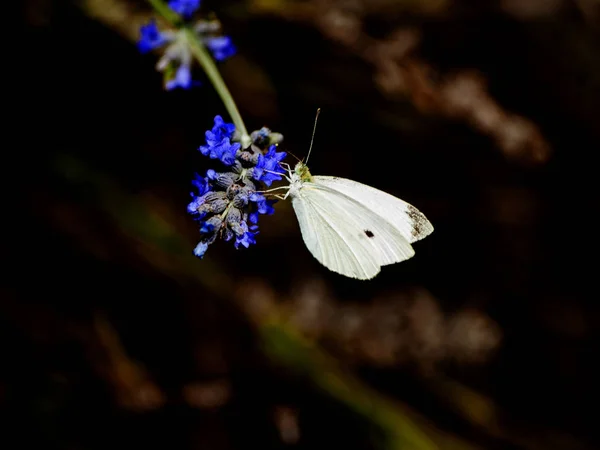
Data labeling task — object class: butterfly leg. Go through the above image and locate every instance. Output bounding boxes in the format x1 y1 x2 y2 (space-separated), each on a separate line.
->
278 162 298 183
264 169 293 183
254 185 290 194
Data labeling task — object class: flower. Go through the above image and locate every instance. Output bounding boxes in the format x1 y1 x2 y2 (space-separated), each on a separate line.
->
248 192 276 224
187 173 215 218
138 20 168 53
204 36 237 62
199 115 240 165
209 115 236 140
191 172 210 195
137 8 236 90
252 144 287 186
250 127 283 148
168 0 201 18
188 116 286 258
193 241 209 258
235 228 258 249
165 64 192 90
250 192 275 214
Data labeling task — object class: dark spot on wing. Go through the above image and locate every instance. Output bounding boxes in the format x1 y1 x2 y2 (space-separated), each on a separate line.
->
407 205 423 237
364 230 374 238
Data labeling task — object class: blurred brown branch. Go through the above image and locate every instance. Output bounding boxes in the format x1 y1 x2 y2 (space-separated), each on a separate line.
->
90 312 166 411
251 0 552 163
238 278 502 373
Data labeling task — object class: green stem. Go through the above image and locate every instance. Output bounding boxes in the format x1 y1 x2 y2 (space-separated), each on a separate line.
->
184 29 250 147
146 0 250 147
147 0 180 23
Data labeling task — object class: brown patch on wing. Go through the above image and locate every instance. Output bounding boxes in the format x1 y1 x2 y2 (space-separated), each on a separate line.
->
407 205 424 238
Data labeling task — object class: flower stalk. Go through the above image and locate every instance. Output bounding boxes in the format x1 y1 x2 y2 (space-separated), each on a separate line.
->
184 28 251 147
146 0 250 146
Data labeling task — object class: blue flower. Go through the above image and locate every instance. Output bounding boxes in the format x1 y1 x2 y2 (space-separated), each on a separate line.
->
199 116 240 165
165 64 192 90
187 173 212 216
193 241 209 258
253 144 287 186
189 116 286 259
168 0 201 18
187 196 205 216
235 231 257 249
250 192 276 215
199 137 240 166
248 193 276 224
200 222 215 234
250 127 284 147
191 173 210 195
138 19 198 89
209 115 236 140
138 8 235 90
233 221 258 249
204 36 236 61
218 140 240 166
138 20 168 53
266 144 287 163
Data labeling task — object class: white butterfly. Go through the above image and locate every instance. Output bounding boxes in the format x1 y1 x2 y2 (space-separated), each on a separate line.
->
272 112 433 280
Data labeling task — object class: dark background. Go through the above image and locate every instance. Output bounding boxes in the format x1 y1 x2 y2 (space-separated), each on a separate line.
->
8 0 600 449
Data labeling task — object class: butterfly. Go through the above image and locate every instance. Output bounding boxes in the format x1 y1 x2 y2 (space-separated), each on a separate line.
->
276 111 433 280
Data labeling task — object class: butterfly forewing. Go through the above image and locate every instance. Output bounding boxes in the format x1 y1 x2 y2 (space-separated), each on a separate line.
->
311 176 433 243
291 182 415 279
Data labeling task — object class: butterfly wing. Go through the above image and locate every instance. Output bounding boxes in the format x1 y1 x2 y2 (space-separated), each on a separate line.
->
312 176 433 243
291 182 415 280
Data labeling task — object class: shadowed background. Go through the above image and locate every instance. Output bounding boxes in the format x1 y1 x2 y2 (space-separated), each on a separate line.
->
8 0 600 449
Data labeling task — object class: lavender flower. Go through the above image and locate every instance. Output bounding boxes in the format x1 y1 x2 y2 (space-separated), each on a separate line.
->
199 115 240 165
252 145 287 186
188 116 287 258
204 36 237 62
165 64 193 90
137 5 236 90
138 20 167 53
168 0 201 18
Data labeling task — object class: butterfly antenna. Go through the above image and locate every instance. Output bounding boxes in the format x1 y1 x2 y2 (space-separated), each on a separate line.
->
287 151 302 163
305 108 321 164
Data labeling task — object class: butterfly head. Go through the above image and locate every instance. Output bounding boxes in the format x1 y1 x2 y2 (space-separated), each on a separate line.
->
294 162 313 182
